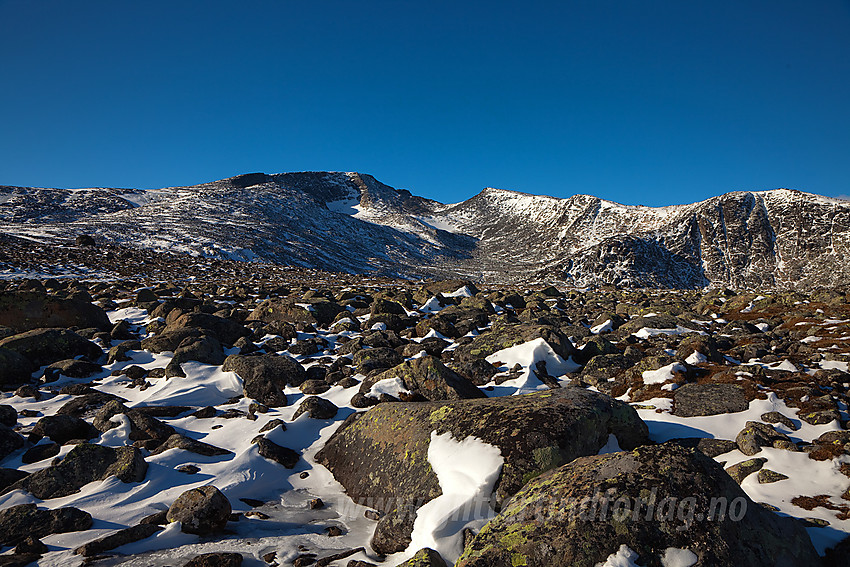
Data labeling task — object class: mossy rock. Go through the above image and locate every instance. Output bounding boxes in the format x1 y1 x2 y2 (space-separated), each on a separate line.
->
316 388 648 554
457 443 819 567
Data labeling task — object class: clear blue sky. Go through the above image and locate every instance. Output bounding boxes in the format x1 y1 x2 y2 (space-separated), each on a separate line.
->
1 1 848 206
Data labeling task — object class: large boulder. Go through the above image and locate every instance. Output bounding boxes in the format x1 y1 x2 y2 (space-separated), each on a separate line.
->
74 523 163 556
42 359 103 382
222 354 306 407
0 348 34 389
4 443 147 499
672 383 749 417
167 485 231 535
315 388 648 554
29 414 99 445
359 356 486 401
0 328 102 367
171 334 226 366
246 299 318 326
162 313 250 346
0 426 24 461
454 323 575 361
456 443 820 567
56 390 126 418
0 291 111 332
141 327 203 353
352 347 405 374
0 504 92 546
93 400 176 444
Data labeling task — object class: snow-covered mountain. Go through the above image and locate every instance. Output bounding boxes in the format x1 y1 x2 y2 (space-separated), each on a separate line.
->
1 172 848 289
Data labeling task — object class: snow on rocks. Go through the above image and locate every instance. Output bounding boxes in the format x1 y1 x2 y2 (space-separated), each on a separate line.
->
399 431 503 565
0 278 848 566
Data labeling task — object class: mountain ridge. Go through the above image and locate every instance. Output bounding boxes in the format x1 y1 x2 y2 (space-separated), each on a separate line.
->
1 172 848 289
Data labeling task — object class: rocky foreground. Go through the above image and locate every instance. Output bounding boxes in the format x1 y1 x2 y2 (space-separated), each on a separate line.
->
0 268 848 566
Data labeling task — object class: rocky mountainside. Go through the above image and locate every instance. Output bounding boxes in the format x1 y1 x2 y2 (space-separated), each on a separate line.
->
2 172 848 289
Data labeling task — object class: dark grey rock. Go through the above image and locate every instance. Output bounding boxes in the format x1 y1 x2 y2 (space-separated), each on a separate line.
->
167 485 232 535
672 383 749 417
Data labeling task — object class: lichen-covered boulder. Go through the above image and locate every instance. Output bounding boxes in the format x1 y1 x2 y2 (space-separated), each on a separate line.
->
359 355 486 401
456 443 819 567
315 388 648 554
167 485 231 535
672 383 749 417
4 443 147 499
0 291 111 332
399 548 448 567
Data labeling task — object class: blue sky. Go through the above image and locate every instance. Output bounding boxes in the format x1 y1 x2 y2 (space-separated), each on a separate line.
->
1 1 848 206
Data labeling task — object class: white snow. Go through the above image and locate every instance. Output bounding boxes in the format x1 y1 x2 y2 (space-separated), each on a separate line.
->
398 431 503 565
642 362 686 385
634 325 706 339
821 360 849 372
421 296 446 313
591 319 614 334
596 544 640 567
444 286 474 298
661 547 698 567
107 306 151 325
368 377 410 399
597 434 623 454
485 338 580 394
684 351 708 365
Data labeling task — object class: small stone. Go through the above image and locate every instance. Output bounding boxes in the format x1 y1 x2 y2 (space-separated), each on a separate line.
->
177 464 201 474
139 510 168 525
325 525 343 537
183 552 244 567
293 396 338 420
255 437 300 468
190 406 217 418
309 497 324 510
293 555 317 567
758 469 789 484
760 411 799 430
725 457 767 484
259 418 286 433
14 536 48 555
13 385 40 400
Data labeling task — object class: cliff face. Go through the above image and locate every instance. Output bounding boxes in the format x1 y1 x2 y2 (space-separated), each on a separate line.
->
1 173 847 289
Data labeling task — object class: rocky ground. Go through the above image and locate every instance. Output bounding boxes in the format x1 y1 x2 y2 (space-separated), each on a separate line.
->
0 242 848 566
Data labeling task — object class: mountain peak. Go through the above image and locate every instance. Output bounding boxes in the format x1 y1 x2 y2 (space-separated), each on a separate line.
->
1 172 847 289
